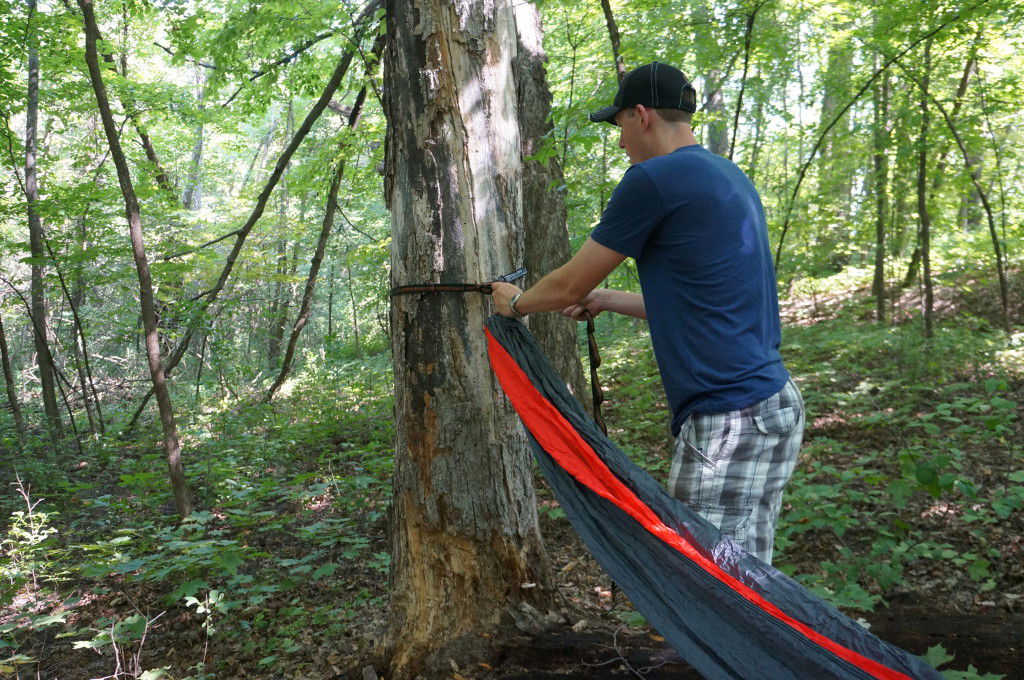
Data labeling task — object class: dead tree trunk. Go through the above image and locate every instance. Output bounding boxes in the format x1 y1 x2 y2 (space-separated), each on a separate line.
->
512 0 587 409
25 0 63 439
383 0 551 675
79 0 191 516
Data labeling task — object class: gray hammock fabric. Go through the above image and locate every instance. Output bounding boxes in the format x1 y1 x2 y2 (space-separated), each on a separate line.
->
484 315 941 680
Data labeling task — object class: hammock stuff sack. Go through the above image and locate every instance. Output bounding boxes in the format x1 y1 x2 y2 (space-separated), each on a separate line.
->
484 315 941 680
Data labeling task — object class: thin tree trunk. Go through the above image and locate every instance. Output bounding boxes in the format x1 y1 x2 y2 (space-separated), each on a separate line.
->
899 64 1010 328
181 69 207 210
25 0 63 440
729 1 764 161
599 0 626 81
1 276 84 452
239 119 278 195
513 0 587 409
79 0 192 516
0 307 26 444
265 153 345 401
268 101 295 368
872 63 890 324
44 239 104 433
383 0 551 675
345 255 361 358
327 261 335 339
917 40 934 339
703 71 729 156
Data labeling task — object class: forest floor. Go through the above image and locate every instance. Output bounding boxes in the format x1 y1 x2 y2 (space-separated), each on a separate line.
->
2 271 1023 680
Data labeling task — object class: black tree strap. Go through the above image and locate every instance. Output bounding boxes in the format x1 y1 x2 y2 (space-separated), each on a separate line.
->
389 265 607 437
585 316 607 436
390 282 494 295
390 266 528 298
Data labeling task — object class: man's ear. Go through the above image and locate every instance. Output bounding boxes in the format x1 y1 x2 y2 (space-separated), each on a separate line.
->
636 104 652 131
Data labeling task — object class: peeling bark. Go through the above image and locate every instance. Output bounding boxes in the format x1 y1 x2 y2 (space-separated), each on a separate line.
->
384 0 551 676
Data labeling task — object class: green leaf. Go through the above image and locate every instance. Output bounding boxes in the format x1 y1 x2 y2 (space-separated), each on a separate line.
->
167 579 209 604
29 613 67 628
989 397 1017 411
967 559 990 581
312 562 338 579
922 644 954 669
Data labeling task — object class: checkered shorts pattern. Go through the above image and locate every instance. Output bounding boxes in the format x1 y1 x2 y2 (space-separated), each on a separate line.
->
667 379 804 564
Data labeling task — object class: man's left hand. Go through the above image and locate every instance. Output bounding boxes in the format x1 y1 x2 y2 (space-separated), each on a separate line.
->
491 282 522 318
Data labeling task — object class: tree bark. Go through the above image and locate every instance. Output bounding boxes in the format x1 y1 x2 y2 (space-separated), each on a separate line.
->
383 0 551 676
0 306 26 445
872 62 890 324
599 0 626 81
512 1 588 410
917 40 934 339
345 255 361 357
25 0 63 440
79 0 192 516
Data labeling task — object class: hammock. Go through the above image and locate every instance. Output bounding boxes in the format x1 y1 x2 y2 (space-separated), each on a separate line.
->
484 315 941 680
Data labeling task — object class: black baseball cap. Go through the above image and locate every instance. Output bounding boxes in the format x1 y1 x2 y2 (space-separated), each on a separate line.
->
589 61 697 124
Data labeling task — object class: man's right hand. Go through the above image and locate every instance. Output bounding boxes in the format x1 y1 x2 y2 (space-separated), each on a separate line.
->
562 290 608 321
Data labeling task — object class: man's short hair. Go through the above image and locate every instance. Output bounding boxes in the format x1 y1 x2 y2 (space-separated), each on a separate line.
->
653 107 692 125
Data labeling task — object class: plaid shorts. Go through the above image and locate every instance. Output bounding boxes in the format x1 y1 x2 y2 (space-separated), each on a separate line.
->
667 379 804 564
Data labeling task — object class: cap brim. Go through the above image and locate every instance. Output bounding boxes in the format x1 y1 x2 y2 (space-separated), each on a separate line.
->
588 105 622 124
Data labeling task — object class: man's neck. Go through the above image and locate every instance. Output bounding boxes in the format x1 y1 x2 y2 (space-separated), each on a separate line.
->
652 124 697 157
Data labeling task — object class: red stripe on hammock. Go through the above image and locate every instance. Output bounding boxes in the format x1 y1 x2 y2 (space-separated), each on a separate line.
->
486 328 912 680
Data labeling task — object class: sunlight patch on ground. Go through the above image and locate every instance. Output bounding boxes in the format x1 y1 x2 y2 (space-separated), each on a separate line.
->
920 502 960 520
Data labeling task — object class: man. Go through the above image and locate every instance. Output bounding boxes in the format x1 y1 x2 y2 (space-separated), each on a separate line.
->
491 61 804 564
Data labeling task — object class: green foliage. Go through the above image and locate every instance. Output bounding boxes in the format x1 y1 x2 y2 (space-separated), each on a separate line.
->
0 477 61 606
923 644 1006 680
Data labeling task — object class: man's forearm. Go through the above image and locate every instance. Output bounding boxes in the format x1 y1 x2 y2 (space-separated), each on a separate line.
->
600 290 646 319
514 266 586 314
491 238 628 318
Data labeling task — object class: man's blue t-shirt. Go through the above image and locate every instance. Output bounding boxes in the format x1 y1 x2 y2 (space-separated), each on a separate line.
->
590 144 789 436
